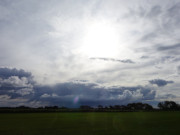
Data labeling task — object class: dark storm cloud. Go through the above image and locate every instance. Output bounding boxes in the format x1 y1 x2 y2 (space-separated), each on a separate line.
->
28 83 156 107
0 68 157 107
90 57 135 63
0 67 32 79
149 79 174 87
157 94 176 99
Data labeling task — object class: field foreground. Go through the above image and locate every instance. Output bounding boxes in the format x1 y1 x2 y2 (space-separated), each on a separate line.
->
0 112 180 135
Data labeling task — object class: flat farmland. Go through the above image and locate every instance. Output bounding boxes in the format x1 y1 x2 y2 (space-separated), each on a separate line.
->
0 112 180 135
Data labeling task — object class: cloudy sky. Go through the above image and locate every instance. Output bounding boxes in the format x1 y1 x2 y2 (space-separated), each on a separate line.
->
0 0 180 107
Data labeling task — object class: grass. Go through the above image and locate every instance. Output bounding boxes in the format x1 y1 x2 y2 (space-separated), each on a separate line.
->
0 112 180 135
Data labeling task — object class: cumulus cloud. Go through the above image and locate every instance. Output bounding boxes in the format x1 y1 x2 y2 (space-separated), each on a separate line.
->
0 68 34 100
31 82 157 107
0 67 158 107
149 79 174 87
0 76 33 88
40 93 51 98
15 88 34 96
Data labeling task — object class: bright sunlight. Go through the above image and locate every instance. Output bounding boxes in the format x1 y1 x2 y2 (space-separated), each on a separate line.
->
80 20 120 58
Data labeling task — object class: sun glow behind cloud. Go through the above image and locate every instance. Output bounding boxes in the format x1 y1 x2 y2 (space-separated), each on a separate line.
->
79 20 120 58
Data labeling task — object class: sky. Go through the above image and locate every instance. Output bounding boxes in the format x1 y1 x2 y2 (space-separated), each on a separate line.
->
0 0 180 107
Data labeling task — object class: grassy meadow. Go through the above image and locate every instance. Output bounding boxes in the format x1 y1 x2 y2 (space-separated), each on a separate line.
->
0 112 180 135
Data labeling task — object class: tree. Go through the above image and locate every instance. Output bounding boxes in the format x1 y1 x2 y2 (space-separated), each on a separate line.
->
127 102 153 110
158 101 179 110
80 105 92 110
143 103 153 110
114 105 121 110
98 105 103 110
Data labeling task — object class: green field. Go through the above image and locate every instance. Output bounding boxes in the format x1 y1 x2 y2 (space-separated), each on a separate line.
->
0 112 180 135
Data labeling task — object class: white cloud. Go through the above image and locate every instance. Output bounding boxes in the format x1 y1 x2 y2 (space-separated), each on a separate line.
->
0 76 33 88
41 93 51 98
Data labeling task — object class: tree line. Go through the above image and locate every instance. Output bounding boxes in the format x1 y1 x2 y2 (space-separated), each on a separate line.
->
0 101 180 113
80 101 180 111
